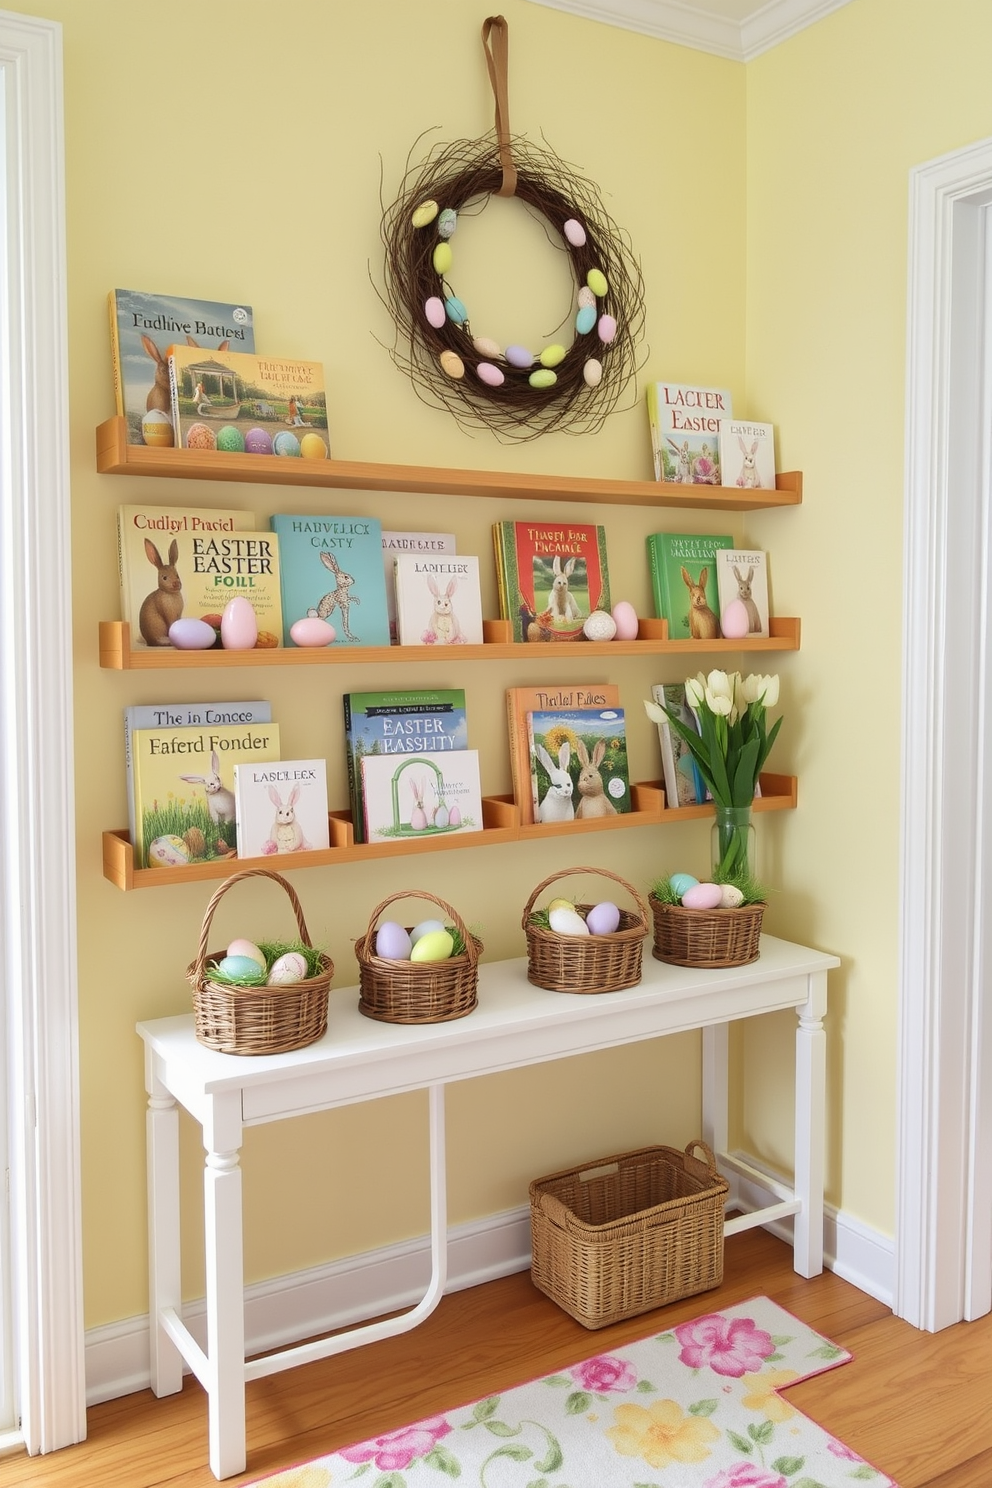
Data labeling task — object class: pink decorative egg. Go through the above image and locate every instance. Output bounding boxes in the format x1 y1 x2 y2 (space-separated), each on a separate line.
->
290 616 336 647
720 598 751 639
681 881 725 910
611 600 639 640
220 597 258 650
425 296 446 328
597 314 617 344
476 361 505 387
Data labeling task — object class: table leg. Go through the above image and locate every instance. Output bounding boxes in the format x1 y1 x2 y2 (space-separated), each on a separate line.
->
793 969 827 1276
701 1023 730 1161
146 1090 183 1397
204 1146 246 1480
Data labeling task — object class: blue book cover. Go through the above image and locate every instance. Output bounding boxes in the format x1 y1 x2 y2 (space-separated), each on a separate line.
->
269 513 391 647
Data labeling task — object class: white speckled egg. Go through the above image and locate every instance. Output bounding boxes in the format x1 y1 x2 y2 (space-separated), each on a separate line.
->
583 358 603 388
376 921 413 960
719 884 746 908
437 208 457 238
549 906 591 937
583 609 617 641
577 286 596 309
472 336 501 358
563 217 587 246
585 901 621 935
220 597 258 650
266 951 308 985
681 882 724 910
611 601 638 640
290 616 336 647
169 617 217 650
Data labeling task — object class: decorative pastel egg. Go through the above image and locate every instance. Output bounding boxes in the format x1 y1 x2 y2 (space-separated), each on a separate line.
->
244 427 272 455
669 872 699 897
425 296 446 329
597 314 617 344
299 432 328 460
216 424 245 453
439 349 465 379
575 305 596 335
477 361 505 387
290 616 336 647
433 242 453 275
611 600 639 640
227 938 266 967
505 345 534 368
529 368 556 389
411 198 438 228
548 906 591 937
376 921 413 960
410 928 455 962
220 596 258 650
720 599 751 639
266 951 308 985
437 207 457 238
444 295 468 324
272 430 301 457
576 286 596 309
586 268 608 298
169 617 218 650
583 609 617 641
411 918 445 945
583 358 603 388
563 217 587 246
586 900 621 935
184 422 216 450
141 408 174 447
147 834 189 867
540 344 567 368
216 955 266 984
719 884 746 908
548 897 574 913
472 336 501 358
681 881 725 910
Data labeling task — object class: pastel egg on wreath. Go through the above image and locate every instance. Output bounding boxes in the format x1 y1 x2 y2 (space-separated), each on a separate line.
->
439 349 465 379
576 285 596 310
681 881 725 911
563 217 587 247
266 951 309 985
583 609 617 641
169 617 218 650
216 424 245 453
720 598 751 639
227 938 266 968
505 344 534 369
411 198 438 228
472 336 502 358
140 408 174 447
437 207 458 239
444 294 468 324
476 361 505 387
272 430 301 457
433 242 453 275
669 872 699 897
290 616 336 647
424 296 446 329
220 596 258 650
529 368 557 390
244 426 273 455
375 921 413 960
582 358 603 388
299 432 328 460
586 900 621 935
586 267 609 298
597 314 618 344
575 304 597 335
611 600 639 640
539 343 567 368
410 928 455 962
147 834 189 868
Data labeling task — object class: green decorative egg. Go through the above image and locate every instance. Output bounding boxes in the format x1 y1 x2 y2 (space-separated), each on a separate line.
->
586 267 609 297
410 929 455 963
539 344 566 368
529 368 557 389
412 198 439 228
216 425 245 453
433 242 453 275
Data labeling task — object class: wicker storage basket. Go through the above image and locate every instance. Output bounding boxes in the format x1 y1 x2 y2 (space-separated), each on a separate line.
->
523 867 649 993
529 1140 728 1329
650 895 766 968
355 890 482 1024
186 869 334 1055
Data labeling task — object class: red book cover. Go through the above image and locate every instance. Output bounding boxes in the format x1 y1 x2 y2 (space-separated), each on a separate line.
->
493 520 611 642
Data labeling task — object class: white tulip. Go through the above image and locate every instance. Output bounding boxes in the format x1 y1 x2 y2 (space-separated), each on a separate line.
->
705 688 733 717
685 676 706 708
706 669 733 701
643 699 667 723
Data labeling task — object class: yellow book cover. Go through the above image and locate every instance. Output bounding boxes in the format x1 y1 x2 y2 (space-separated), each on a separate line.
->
131 721 281 868
167 345 330 459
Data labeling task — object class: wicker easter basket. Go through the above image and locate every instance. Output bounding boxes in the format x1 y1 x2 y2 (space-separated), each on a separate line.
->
649 894 766 969
354 890 482 1024
186 869 334 1055
522 867 649 993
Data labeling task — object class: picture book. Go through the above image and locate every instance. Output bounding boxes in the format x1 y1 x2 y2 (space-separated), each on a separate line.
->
646 531 733 641
343 688 468 843
130 720 280 869
360 748 483 842
650 683 707 809
646 382 733 484
123 699 272 849
269 513 390 646
233 759 330 859
527 706 630 823
715 548 771 639
718 419 776 491
167 346 330 458
381 530 457 642
505 683 620 824
108 288 254 447
118 504 257 638
393 553 484 646
493 520 610 642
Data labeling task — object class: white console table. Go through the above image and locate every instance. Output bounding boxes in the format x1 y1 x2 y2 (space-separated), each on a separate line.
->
138 933 837 1480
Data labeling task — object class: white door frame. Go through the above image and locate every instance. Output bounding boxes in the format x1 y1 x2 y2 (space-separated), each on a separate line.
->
896 134 992 1331
0 8 86 1450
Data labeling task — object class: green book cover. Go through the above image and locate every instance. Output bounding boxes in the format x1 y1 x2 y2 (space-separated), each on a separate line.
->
342 689 468 843
646 531 733 640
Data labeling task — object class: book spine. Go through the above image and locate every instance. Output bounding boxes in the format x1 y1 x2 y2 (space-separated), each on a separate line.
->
108 291 124 418
646 536 669 621
342 695 365 845
124 709 136 848
167 355 181 445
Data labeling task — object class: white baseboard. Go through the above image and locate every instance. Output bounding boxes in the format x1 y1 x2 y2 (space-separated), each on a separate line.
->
85 1195 894 1406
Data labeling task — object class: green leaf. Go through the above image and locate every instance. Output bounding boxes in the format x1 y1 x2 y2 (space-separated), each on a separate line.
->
749 1420 775 1444
489 1444 533 1463
470 1397 500 1421
772 1455 805 1474
849 1469 881 1480
727 1430 754 1453
771 1333 793 1346
526 1480 550 1488
534 1436 564 1473
790 1480 830 1488
484 1420 521 1437
424 1444 462 1477
688 1399 719 1416
372 1475 405 1488
542 1374 571 1387
565 1391 591 1415
809 1343 845 1360
731 734 761 804
636 1378 655 1392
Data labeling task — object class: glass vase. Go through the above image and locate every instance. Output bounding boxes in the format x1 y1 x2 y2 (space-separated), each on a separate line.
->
711 803 756 883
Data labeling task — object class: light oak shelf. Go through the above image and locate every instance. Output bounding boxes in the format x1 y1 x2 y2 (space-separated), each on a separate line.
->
101 773 797 890
98 616 801 670
96 416 802 510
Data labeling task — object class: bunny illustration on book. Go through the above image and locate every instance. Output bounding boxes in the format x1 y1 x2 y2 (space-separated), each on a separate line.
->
408 773 428 830
574 737 619 819
308 550 359 640
733 563 762 633
535 741 575 822
737 436 760 488
667 437 693 483
138 537 184 646
265 784 309 853
681 565 721 640
140 332 229 414
424 575 465 644
180 750 236 839
549 555 581 623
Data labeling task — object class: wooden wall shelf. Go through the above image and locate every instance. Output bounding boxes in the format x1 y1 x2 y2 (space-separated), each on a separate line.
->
96 417 802 511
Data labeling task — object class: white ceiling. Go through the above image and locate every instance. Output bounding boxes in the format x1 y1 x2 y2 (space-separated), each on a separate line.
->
524 0 855 61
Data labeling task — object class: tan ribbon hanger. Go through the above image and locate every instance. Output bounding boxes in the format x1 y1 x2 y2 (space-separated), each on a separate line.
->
481 15 518 197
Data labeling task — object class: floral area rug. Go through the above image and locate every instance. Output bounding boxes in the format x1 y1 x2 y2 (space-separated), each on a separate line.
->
249 1295 897 1488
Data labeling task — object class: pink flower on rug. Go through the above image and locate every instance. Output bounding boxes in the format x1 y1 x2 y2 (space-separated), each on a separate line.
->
828 1437 866 1462
674 1313 776 1377
703 1464 788 1488
338 1415 452 1471
570 1353 638 1393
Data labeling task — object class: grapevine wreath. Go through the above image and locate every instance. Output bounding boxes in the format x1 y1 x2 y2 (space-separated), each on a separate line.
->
378 15 645 441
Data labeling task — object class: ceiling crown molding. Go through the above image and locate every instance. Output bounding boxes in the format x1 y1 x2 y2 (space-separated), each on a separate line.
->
523 0 854 62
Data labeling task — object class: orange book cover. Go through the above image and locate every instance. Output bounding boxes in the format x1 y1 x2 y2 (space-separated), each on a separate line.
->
506 682 620 824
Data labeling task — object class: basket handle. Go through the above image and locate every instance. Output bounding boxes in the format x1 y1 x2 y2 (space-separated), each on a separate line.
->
192 868 313 979
362 889 479 966
684 1138 720 1178
537 1190 580 1230
521 866 649 930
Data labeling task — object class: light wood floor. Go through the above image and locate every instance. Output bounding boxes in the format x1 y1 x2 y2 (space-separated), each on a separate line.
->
0 1228 989 1488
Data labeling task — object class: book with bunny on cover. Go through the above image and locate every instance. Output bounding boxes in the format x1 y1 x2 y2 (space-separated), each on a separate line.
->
360 749 483 842
718 419 776 491
646 531 733 641
493 520 610 642
108 288 254 447
393 553 484 646
343 688 468 844
714 547 771 639
381 530 456 642
505 683 620 824
233 759 330 858
528 706 630 824
130 720 280 869
167 345 330 458
269 513 390 647
646 381 732 484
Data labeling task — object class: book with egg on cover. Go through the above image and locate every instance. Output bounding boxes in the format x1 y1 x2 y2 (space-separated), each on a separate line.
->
166 345 330 458
360 748 483 843
270 513 390 646
118 503 258 645
343 688 468 843
646 381 733 484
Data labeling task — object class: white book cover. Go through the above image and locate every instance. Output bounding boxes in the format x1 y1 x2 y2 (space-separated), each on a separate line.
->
381 530 457 642
646 381 732 484
360 748 483 842
233 758 329 858
718 419 776 490
715 548 771 639
393 553 484 646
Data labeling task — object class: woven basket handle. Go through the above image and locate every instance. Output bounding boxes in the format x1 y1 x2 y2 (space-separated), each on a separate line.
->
192 869 313 979
537 1190 578 1230
364 889 479 967
684 1138 720 1178
521 866 649 930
